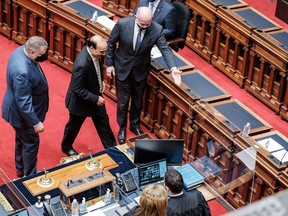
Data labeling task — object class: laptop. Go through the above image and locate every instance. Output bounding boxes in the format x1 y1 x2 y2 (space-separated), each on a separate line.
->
137 158 167 190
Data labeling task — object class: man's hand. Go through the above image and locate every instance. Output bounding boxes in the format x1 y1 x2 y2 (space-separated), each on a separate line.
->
34 122 44 133
97 96 105 106
101 81 106 93
171 68 182 86
106 66 115 78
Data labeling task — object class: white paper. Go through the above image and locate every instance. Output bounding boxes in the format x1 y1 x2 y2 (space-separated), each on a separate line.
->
151 46 162 59
257 138 284 152
97 16 116 30
271 149 288 163
134 196 141 204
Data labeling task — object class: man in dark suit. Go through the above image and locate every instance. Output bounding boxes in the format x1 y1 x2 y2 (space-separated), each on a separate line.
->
134 0 176 40
61 35 116 156
165 169 211 216
106 7 181 144
1 36 49 177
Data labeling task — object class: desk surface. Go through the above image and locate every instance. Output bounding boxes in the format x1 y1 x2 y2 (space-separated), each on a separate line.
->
212 99 272 136
13 147 135 204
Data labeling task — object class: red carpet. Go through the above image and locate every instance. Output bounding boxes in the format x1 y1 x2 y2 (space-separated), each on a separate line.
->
0 1 288 215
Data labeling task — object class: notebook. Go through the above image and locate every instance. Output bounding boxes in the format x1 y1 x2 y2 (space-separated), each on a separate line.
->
137 158 167 190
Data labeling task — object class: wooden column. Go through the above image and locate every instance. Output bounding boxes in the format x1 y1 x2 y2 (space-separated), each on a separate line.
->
266 65 276 96
247 50 256 84
223 34 230 65
199 17 206 45
232 40 240 70
256 57 266 93
213 26 221 59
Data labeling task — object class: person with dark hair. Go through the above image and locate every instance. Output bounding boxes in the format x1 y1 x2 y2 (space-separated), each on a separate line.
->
124 184 168 216
164 169 211 216
106 6 181 144
134 0 176 40
61 35 116 156
2 36 49 177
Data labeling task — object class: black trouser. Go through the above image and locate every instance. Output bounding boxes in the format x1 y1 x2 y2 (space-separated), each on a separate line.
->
116 72 147 131
61 107 116 150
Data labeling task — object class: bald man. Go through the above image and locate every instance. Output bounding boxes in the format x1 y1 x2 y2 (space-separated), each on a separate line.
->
61 35 116 156
106 7 181 144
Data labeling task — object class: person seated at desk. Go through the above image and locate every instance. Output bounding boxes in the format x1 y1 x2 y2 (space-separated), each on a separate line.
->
165 169 211 216
134 0 176 40
124 184 168 216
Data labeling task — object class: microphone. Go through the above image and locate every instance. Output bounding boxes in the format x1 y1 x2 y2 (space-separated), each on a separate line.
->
88 147 98 164
280 150 288 165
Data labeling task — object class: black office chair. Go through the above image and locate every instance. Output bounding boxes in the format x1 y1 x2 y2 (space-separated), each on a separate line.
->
168 1 191 52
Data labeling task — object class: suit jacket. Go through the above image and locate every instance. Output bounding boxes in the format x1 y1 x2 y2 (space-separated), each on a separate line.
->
65 46 104 117
134 0 176 39
106 17 176 82
1 46 49 128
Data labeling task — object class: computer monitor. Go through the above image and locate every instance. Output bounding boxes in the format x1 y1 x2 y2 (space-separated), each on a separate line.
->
134 139 184 166
138 159 167 187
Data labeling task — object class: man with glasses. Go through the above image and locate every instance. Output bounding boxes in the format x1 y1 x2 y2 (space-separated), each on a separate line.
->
106 7 181 144
2 36 49 177
61 35 116 156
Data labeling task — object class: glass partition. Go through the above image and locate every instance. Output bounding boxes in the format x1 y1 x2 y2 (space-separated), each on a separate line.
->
0 168 40 215
186 100 258 211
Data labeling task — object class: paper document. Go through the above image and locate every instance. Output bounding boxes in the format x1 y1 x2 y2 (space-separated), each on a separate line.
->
97 16 116 30
271 149 288 163
257 138 284 152
151 46 162 59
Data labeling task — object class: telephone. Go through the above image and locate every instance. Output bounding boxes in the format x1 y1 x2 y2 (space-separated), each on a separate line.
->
116 171 137 193
43 201 67 216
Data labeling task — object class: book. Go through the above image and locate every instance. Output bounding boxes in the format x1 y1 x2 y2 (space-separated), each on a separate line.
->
176 163 205 190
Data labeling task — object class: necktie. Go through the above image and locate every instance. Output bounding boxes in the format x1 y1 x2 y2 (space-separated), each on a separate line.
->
135 29 142 52
94 59 102 91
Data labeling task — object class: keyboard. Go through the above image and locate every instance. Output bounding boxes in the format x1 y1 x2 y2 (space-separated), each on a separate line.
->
51 201 67 216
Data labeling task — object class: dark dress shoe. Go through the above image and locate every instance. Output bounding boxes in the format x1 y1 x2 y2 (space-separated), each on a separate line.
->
129 127 144 136
62 148 79 156
16 170 24 178
118 130 126 144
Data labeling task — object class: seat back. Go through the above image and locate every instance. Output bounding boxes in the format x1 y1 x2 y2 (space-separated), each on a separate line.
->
171 1 191 50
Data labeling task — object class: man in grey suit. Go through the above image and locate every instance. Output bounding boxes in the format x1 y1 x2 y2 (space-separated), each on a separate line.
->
134 0 176 40
61 35 116 156
1 36 49 177
106 7 181 144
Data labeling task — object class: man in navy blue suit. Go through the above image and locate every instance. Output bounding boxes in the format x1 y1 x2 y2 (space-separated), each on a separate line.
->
134 0 176 40
1 36 49 177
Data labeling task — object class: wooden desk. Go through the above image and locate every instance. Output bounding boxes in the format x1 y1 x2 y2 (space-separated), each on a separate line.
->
22 153 117 197
153 70 231 160
223 131 288 205
246 29 288 114
140 50 195 132
280 75 288 121
12 0 49 45
102 0 137 17
47 0 114 72
0 0 13 39
185 0 247 62
212 7 282 87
